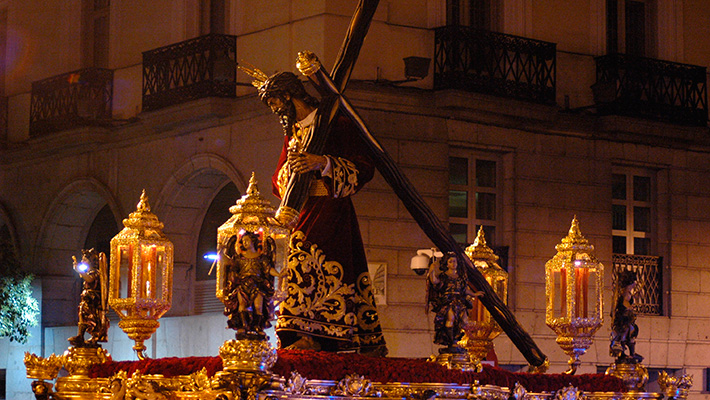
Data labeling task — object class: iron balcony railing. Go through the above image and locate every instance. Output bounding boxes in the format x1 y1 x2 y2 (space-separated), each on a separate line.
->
29 68 113 136
594 54 708 126
142 33 237 112
434 26 556 104
612 253 663 316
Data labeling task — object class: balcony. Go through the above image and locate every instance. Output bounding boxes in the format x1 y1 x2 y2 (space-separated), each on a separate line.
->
29 68 113 136
612 253 663 316
142 34 237 112
594 54 708 126
434 26 556 104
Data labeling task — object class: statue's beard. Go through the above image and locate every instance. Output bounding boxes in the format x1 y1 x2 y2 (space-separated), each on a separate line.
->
276 101 297 135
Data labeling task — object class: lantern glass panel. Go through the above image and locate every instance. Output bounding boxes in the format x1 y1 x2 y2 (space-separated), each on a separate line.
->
551 268 567 318
156 248 166 300
119 245 132 299
573 265 590 318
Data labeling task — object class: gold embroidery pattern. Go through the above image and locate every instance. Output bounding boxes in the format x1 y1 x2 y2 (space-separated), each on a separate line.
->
277 231 357 338
330 156 359 198
353 272 381 332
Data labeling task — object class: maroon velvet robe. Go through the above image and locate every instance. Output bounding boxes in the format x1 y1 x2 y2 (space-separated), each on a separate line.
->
272 114 387 353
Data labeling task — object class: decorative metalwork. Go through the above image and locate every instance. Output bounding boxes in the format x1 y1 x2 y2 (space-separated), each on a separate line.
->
605 362 649 391
109 190 173 360
29 68 113 136
612 254 663 316
24 352 63 381
545 217 604 374
55 347 111 395
434 26 556 104
554 386 581 400
333 374 376 397
218 339 277 372
658 371 693 400
594 54 708 126
142 33 237 112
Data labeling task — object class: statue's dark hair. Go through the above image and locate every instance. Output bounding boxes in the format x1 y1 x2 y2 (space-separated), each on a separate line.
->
617 269 637 288
258 72 319 108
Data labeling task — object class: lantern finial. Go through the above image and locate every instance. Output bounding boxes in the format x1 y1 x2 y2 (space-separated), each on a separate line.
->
465 227 499 263
557 216 592 251
137 189 150 212
247 172 259 196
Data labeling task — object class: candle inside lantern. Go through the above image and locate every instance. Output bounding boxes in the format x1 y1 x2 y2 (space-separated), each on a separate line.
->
574 264 589 318
560 267 567 317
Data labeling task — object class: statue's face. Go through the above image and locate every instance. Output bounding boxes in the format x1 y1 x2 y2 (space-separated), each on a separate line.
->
266 94 296 135
241 236 253 250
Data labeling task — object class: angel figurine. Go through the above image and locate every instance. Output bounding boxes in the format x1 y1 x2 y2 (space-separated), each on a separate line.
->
68 248 109 347
221 230 280 339
426 252 482 353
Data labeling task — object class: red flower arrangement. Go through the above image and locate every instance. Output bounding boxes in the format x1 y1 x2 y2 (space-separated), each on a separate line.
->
89 350 626 393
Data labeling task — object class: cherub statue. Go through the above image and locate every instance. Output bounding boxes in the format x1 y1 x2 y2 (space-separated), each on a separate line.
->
426 252 482 353
610 269 643 363
221 229 280 339
68 248 109 347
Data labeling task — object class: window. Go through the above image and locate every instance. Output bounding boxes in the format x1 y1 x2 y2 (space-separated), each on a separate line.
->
447 0 498 30
82 0 110 68
606 0 657 56
449 154 501 248
84 204 118 257
612 167 663 316
612 169 654 255
200 0 226 35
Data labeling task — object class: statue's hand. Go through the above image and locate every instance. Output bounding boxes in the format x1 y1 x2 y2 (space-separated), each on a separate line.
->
287 150 326 175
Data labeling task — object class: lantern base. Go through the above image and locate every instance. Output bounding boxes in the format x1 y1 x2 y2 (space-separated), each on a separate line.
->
117 318 160 360
554 333 595 375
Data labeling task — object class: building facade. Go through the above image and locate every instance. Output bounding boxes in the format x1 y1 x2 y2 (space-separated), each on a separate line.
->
1 0 710 398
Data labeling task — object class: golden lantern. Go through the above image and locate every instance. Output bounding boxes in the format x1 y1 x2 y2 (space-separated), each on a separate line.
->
215 172 289 304
109 190 173 360
461 227 508 369
545 216 603 374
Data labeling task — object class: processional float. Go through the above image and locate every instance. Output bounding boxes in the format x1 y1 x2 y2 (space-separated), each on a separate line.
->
24 0 692 399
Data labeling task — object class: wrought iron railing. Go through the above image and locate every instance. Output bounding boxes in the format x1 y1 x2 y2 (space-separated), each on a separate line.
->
594 54 708 126
612 253 663 316
29 68 113 136
142 34 237 112
434 26 556 104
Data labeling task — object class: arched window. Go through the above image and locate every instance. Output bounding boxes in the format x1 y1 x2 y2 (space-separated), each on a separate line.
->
83 204 118 257
195 182 240 281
